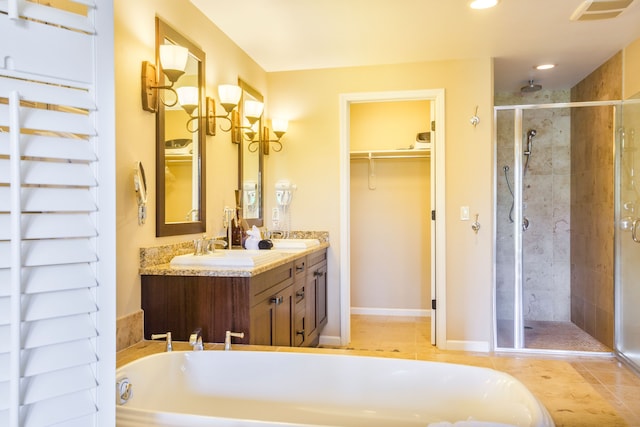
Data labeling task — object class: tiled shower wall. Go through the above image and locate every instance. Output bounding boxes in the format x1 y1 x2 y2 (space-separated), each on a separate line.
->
495 90 572 323
569 52 622 348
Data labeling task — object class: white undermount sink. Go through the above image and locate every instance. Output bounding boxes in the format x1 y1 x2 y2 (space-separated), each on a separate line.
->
170 250 283 268
270 238 321 250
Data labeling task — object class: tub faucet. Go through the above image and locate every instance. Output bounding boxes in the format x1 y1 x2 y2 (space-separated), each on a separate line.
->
224 331 245 351
151 332 172 352
189 328 203 351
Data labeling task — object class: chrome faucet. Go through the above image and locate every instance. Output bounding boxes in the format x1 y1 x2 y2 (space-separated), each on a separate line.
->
151 332 172 352
194 234 209 255
194 235 227 255
189 328 204 351
224 331 245 351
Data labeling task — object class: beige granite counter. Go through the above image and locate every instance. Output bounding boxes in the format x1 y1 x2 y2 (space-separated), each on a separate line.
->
139 231 329 277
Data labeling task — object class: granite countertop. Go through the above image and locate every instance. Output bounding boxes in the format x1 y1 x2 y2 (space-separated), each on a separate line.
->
139 241 329 278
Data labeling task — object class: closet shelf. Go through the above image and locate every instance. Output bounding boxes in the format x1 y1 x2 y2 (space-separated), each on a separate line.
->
350 147 431 160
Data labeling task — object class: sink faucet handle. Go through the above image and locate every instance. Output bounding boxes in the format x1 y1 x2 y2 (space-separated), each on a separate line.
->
224 330 245 351
189 328 204 351
151 332 172 352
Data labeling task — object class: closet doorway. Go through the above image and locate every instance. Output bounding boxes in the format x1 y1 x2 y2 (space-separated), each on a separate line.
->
339 89 446 348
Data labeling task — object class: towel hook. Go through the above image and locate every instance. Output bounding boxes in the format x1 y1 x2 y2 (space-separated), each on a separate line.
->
470 106 480 127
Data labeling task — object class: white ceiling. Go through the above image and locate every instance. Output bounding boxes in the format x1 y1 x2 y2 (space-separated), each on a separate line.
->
190 0 640 92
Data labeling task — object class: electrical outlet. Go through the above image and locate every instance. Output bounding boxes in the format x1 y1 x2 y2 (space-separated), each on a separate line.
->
272 207 280 221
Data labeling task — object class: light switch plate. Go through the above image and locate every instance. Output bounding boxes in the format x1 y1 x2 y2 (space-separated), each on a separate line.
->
460 206 470 221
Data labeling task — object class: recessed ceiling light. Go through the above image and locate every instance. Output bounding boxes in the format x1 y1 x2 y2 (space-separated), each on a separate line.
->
469 0 500 9
535 64 556 70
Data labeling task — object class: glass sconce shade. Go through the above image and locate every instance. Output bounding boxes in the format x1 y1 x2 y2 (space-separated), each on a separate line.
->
244 100 264 124
159 44 189 82
176 86 199 115
218 84 243 113
271 118 288 138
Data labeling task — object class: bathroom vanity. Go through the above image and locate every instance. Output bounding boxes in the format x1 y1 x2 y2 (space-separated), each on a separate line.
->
139 242 328 347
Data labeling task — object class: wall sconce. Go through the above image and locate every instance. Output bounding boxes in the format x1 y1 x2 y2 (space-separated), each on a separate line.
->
232 99 264 144
208 84 243 137
173 86 216 134
141 44 189 113
168 82 244 137
262 118 288 155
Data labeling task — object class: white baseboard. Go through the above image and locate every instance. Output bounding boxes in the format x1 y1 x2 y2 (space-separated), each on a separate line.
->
446 340 490 352
318 335 342 347
351 307 431 317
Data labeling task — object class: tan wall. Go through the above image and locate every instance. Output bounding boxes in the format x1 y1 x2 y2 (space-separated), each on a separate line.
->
114 0 266 318
350 100 431 151
624 37 640 99
266 59 495 344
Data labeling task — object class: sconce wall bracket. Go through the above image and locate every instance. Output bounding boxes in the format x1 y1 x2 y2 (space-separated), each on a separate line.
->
205 97 216 136
141 61 158 113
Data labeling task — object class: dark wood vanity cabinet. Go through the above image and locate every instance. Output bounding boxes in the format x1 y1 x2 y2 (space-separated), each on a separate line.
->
305 250 328 346
141 248 327 347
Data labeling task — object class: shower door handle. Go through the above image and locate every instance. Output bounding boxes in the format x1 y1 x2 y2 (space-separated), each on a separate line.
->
632 219 640 243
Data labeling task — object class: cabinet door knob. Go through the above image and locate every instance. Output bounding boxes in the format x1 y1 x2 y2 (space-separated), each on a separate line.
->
296 264 305 272
296 290 305 298
270 295 284 305
313 270 323 277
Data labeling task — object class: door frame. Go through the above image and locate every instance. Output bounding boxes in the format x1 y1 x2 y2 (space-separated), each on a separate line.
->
339 89 446 347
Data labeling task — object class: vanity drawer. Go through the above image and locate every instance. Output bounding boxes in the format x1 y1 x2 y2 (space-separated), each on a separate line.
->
250 261 294 306
307 249 327 269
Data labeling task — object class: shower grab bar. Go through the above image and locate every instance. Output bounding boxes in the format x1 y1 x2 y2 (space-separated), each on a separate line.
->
632 219 640 243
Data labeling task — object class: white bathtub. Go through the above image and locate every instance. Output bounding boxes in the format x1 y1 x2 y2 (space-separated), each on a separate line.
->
116 350 554 427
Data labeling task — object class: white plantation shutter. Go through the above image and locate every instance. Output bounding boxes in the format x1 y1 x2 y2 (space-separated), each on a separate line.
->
0 1 116 426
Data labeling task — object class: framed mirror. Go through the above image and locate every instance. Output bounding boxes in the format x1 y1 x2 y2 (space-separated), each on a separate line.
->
156 18 206 236
238 79 264 227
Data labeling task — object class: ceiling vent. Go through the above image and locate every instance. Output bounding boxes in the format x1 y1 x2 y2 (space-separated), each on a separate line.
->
570 0 636 21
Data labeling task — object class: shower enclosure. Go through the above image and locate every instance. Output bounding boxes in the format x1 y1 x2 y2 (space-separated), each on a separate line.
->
616 100 640 371
495 97 640 361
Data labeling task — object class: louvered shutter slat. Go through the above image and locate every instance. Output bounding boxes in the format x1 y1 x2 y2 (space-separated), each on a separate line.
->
22 341 97 379
0 14 92 84
21 365 96 406
22 391 97 427
0 79 95 112
22 240 97 267
21 315 97 351
0 187 97 212
23 288 97 322
19 106 96 136
22 264 97 294
0 133 97 161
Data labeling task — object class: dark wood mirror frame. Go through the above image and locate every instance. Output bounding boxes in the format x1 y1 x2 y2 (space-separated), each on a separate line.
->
238 78 264 227
155 18 206 236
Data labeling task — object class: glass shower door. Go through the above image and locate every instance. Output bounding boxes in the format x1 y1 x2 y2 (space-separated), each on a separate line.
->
616 100 640 371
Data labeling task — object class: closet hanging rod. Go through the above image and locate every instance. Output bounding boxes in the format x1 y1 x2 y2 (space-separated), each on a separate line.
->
350 151 430 160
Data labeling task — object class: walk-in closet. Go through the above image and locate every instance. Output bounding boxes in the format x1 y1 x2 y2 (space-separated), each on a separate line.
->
349 100 432 321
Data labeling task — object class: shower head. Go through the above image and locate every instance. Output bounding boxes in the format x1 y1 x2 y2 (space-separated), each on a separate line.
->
521 80 542 93
525 129 536 156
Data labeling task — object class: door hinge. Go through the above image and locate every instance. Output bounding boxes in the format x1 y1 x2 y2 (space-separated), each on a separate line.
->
431 120 436 132
431 299 436 310
431 210 436 221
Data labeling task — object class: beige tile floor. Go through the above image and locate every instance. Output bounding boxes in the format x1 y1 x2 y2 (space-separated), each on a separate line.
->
117 315 640 426
321 315 640 426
